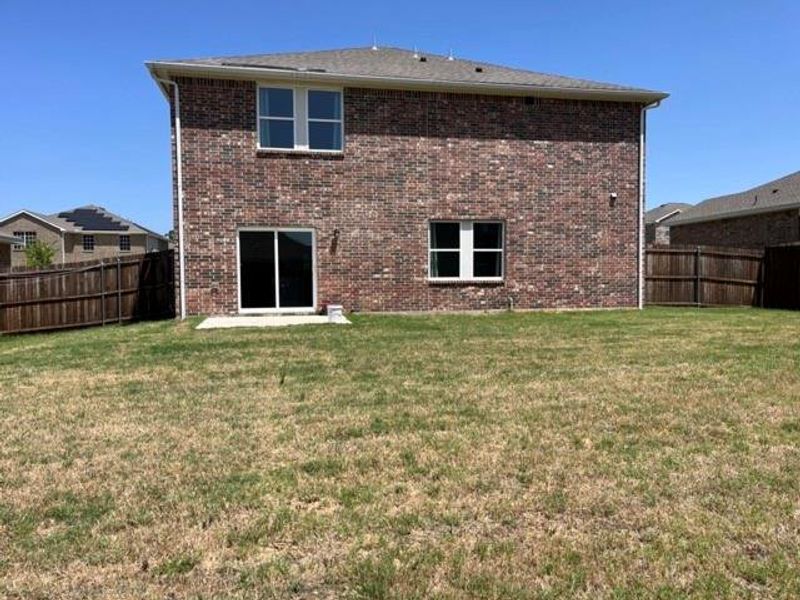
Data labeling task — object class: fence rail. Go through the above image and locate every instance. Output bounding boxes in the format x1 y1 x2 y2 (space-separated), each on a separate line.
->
645 245 764 307
0 250 174 334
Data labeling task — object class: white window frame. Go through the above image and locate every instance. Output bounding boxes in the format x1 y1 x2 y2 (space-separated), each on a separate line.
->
12 231 36 251
119 234 131 252
236 227 317 314
428 220 504 282
256 85 344 153
82 234 95 252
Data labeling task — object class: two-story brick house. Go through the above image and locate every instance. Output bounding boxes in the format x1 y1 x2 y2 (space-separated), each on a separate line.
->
147 47 666 317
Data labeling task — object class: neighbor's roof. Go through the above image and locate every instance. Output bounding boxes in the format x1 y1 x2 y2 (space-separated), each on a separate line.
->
645 203 691 224
669 171 800 226
147 46 668 103
0 206 167 239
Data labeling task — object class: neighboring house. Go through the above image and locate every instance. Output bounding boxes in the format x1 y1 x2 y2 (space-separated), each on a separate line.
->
0 232 22 272
147 46 667 316
669 170 800 249
0 205 169 268
645 203 691 245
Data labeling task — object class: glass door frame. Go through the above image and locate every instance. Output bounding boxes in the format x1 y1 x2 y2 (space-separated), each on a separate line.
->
237 227 317 314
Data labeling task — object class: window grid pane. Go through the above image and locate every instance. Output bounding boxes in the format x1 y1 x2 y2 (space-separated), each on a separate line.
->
260 119 295 149
119 235 131 251
83 235 95 251
430 251 460 278
259 88 294 118
430 222 460 249
308 121 342 151
308 90 342 120
474 222 503 249
473 251 503 278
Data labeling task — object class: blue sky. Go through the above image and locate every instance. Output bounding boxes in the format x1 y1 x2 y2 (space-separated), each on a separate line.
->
1 0 798 234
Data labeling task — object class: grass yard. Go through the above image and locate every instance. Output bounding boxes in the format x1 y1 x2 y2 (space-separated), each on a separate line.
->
1 308 800 599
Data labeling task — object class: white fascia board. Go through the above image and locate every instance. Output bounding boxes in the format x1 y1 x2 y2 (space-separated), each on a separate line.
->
146 61 669 104
0 209 66 232
653 208 684 224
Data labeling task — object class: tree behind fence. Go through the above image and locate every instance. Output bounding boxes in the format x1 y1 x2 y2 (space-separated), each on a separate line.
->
0 250 174 334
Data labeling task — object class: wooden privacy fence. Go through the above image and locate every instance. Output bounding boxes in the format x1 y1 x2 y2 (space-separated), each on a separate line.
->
762 244 800 310
0 250 174 334
645 246 764 307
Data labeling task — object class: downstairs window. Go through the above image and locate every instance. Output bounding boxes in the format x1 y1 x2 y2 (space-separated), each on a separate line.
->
429 221 504 280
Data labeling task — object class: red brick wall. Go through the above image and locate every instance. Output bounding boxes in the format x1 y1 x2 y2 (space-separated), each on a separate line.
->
172 77 643 314
670 209 800 249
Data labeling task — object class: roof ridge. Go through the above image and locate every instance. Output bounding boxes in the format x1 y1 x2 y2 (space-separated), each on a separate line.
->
162 45 379 65
148 46 667 98
669 170 800 225
696 169 800 206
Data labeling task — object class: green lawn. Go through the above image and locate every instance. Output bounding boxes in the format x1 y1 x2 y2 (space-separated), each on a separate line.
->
1 308 800 598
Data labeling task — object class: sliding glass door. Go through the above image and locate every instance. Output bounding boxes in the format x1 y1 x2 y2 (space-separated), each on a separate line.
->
239 229 315 312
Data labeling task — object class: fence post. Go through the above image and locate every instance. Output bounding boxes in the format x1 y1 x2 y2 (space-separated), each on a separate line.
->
117 257 122 323
695 246 701 307
100 261 106 325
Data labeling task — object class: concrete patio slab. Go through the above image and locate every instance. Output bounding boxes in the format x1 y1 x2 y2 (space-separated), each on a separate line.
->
196 315 350 329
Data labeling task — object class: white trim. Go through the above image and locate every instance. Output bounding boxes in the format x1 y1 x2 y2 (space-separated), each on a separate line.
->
0 210 66 232
428 220 505 282
256 84 344 153
426 277 504 283
147 61 668 104
652 208 684 224
154 77 187 320
639 99 662 310
237 227 317 314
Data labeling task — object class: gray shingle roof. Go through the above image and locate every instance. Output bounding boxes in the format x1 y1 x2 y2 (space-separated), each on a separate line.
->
645 203 691 224
149 46 667 101
0 206 167 239
669 171 800 226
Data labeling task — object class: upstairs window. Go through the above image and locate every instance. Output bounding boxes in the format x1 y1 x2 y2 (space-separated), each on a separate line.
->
83 234 95 252
12 231 36 250
307 90 342 150
429 221 504 280
258 88 295 149
119 234 131 252
258 86 343 152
